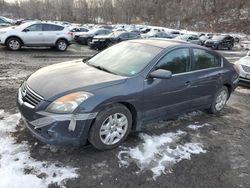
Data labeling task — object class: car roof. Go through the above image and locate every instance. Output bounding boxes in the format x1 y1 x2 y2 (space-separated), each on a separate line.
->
129 39 188 49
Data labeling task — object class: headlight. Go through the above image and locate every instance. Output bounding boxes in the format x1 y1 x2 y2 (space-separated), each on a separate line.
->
46 92 93 113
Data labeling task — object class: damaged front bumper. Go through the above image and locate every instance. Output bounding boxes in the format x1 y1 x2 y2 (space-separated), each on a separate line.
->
17 98 97 146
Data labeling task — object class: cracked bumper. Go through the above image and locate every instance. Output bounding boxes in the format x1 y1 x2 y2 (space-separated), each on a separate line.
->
17 98 97 146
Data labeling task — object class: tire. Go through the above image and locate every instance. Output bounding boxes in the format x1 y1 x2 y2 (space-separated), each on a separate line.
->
87 38 92 46
89 104 132 150
6 37 22 51
209 86 229 114
56 39 68 51
228 44 233 50
212 44 218 50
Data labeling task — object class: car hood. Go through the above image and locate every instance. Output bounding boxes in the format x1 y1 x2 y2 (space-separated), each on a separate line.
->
26 60 127 101
236 56 250 66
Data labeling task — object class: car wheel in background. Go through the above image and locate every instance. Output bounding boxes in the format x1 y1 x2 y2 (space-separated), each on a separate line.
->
228 44 233 50
212 44 218 50
7 37 22 51
56 39 68 51
89 104 132 150
209 86 229 114
87 38 92 46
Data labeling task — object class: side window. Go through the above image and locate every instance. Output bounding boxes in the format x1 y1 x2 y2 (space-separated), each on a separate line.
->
120 33 129 39
43 24 64 31
0 19 5 24
105 30 111 34
155 48 190 74
25 24 43 32
129 33 137 39
80 28 88 32
98 30 105 35
192 48 221 70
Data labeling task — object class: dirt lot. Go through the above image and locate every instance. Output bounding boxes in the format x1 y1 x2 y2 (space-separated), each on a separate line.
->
0 44 250 188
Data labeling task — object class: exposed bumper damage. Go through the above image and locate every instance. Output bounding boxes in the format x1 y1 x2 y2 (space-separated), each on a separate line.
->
30 111 97 131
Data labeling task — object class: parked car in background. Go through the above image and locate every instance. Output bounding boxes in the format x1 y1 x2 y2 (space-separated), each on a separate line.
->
70 27 89 38
204 35 234 50
15 18 35 25
89 31 141 50
0 16 14 27
0 22 73 51
240 40 250 50
199 35 212 46
74 29 112 45
166 30 181 38
142 31 172 39
175 34 202 45
17 39 239 150
234 51 250 84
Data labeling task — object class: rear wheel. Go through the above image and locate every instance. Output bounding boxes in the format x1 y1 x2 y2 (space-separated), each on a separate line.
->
7 37 22 51
56 39 68 51
87 38 92 46
89 104 132 150
209 86 229 114
228 44 233 50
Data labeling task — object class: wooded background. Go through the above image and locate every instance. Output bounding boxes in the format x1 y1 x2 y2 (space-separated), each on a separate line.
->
1 0 250 33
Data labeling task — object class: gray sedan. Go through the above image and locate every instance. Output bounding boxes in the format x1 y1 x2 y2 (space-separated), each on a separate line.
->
17 39 239 150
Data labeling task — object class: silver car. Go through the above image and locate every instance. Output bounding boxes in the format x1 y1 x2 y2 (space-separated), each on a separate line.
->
0 22 73 51
234 51 250 83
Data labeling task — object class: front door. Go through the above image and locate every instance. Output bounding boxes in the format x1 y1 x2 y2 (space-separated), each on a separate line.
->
21 24 44 45
143 48 192 122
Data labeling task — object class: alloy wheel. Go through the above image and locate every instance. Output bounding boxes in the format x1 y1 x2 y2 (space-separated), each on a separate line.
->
99 113 128 145
215 90 228 111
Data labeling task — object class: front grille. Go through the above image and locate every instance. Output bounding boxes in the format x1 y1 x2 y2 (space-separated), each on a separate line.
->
241 65 250 73
21 82 44 108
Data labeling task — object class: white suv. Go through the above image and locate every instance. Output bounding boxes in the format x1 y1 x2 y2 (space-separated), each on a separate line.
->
0 22 73 51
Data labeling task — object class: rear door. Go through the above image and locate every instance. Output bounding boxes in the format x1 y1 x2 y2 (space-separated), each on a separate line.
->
21 24 44 45
187 48 223 109
42 24 65 44
143 48 193 121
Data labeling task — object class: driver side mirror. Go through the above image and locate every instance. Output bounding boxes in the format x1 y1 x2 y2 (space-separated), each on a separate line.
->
149 69 172 79
23 28 30 32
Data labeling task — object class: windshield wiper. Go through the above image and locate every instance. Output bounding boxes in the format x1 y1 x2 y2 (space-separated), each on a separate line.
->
87 63 117 75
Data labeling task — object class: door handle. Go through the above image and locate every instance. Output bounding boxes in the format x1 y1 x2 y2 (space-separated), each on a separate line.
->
185 81 191 86
216 73 221 77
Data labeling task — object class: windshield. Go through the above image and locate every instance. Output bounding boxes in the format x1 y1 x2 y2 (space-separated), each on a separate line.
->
87 42 162 76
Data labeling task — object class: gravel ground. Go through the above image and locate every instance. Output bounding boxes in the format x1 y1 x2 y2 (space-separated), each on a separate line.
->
0 44 250 188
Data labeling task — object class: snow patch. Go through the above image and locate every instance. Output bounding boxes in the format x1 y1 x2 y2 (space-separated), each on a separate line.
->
0 110 78 188
118 130 206 180
187 123 211 130
237 88 250 94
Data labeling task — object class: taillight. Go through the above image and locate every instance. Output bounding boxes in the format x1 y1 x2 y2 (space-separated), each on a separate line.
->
68 32 73 36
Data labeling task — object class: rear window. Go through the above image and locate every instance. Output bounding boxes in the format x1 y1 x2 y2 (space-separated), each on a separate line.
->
43 24 64 31
192 48 221 70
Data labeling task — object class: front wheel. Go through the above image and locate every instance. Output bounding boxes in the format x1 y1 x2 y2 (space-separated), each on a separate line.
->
209 86 229 114
56 39 68 51
7 37 22 51
89 104 132 150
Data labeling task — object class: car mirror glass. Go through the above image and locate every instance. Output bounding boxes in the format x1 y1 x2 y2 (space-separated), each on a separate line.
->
23 28 30 32
149 69 172 79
